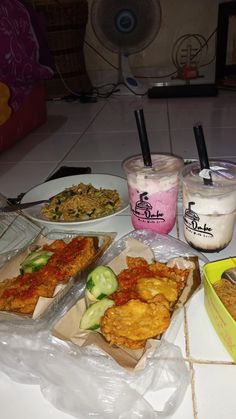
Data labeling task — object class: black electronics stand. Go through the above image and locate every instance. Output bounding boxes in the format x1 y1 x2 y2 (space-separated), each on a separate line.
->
148 83 218 98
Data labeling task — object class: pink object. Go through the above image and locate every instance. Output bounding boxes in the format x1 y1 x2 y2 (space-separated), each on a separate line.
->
127 184 179 233
0 83 47 153
0 0 53 112
123 154 183 234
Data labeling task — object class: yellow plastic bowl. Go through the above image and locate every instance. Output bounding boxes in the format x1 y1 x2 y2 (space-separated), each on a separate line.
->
203 257 236 361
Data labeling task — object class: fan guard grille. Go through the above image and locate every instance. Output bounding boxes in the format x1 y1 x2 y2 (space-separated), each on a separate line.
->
91 0 161 55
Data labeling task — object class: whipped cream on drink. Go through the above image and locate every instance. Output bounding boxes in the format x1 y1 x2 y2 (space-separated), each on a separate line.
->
182 161 236 252
123 154 183 234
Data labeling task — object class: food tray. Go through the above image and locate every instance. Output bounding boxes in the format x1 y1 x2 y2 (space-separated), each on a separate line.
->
0 230 208 419
204 257 236 361
52 229 208 369
0 229 115 328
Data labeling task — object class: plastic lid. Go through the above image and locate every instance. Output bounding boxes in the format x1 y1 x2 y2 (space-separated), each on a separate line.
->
181 160 236 190
123 154 183 176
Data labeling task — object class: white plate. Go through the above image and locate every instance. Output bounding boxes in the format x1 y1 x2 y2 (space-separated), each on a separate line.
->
21 174 129 227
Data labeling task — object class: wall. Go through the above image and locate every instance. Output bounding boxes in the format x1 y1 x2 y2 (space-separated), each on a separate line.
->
84 0 227 88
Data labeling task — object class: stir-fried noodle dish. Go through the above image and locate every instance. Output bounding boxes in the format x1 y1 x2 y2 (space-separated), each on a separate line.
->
41 183 122 222
214 279 236 321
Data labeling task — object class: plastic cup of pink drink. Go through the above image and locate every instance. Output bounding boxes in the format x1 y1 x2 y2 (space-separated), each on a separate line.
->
122 154 183 234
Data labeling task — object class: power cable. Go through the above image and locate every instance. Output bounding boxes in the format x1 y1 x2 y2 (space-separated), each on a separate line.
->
134 28 217 79
85 28 216 84
51 1 217 97
84 40 118 70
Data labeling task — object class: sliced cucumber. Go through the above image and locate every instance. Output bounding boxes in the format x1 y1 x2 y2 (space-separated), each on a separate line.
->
20 250 53 274
86 266 118 300
80 298 114 330
85 288 99 303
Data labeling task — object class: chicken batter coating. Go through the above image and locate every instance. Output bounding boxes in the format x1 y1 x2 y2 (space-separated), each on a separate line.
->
0 236 97 315
100 298 171 349
135 277 178 303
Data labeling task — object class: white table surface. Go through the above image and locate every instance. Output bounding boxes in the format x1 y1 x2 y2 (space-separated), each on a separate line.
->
0 213 235 419
0 94 236 418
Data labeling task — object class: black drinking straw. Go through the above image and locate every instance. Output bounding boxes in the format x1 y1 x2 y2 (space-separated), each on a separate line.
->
134 109 152 167
193 123 212 185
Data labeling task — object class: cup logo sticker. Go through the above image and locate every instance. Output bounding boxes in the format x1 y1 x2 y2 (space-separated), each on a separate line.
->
184 201 213 237
132 192 165 222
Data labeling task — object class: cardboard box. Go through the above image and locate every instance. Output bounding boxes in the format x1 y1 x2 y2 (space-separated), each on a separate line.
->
204 257 236 361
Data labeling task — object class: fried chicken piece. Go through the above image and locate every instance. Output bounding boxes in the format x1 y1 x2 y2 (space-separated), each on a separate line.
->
126 256 149 269
103 334 147 350
42 239 66 252
149 262 190 292
135 277 178 303
117 266 155 289
47 236 97 280
147 293 170 309
0 279 56 315
0 236 98 315
100 298 171 349
109 288 141 305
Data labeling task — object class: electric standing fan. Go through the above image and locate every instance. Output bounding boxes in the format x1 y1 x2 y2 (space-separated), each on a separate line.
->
90 0 162 94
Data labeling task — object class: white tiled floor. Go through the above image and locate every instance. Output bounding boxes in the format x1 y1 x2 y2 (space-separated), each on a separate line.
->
0 90 236 419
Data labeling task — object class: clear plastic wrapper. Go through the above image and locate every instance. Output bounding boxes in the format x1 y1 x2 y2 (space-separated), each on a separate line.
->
99 229 209 264
0 193 42 268
0 230 208 418
0 229 115 328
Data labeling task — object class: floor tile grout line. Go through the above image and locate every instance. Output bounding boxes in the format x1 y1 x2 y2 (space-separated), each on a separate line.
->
169 125 236 130
190 362 199 419
49 102 108 170
84 128 170 134
184 305 235 366
183 307 199 419
183 304 235 418
184 358 235 366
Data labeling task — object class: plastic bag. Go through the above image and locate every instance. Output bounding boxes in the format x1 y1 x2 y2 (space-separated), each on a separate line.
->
0 230 208 418
99 229 208 265
0 328 189 419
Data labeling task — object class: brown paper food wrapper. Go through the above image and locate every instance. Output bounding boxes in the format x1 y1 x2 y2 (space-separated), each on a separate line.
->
53 238 201 370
